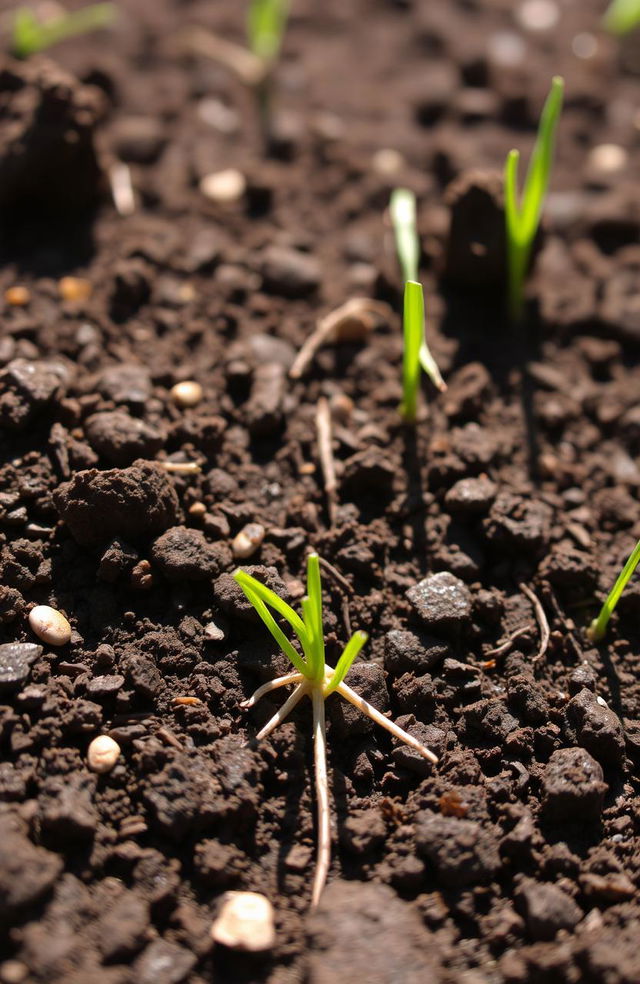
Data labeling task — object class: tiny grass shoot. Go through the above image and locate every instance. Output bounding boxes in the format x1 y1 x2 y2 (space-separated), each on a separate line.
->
234 553 438 907
11 2 116 58
588 539 640 642
247 0 290 63
603 0 640 34
400 279 424 424
504 76 564 322
391 189 446 401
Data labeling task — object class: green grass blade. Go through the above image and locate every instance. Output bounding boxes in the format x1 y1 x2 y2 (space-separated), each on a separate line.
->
305 554 325 680
390 188 419 284
324 631 368 695
13 3 116 56
604 0 640 34
520 76 564 239
400 280 424 424
247 0 290 61
234 570 310 675
589 539 640 641
12 9 43 57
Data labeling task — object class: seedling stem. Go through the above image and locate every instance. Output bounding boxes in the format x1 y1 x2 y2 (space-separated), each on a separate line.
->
588 539 640 642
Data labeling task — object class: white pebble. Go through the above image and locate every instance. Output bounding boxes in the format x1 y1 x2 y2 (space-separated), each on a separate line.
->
87 735 121 773
517 0 559 32
200 169 246 204
211 891 275 952
170 380 203 408
488 32 526 68
232 523 265 560
588 143 627 175
371 148 405 176
572 32 598 60
28 605 71 646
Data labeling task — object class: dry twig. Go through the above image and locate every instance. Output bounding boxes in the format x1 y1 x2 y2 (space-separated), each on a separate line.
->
289 298 393 379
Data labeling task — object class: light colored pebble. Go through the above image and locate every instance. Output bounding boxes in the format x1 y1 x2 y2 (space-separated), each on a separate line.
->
517 0 559 32
588 143 627 175
4 286 30 307
170 380 203 408
232 523 265 560
572 32 598 59
59 276 92 303
200 168 246 203
28 605 71 646
211 891 275 952
371 148 405 176
488 31 526 68
87 734 121 773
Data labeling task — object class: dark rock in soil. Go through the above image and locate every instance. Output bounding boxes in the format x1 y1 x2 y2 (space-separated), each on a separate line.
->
541 747 607 823
84 411 165 467
566 689 625 768
406 572 472 636
0 359 69 431
484 492 552 555
515 878 583 942
384 629 449 675
54 460 180 547
151 527 228 582
98 888 150 961
97 365 152 408
0 642 42 691
444 475 497 516
37 773 98 843
259 244 321 297
0 58 104 215
306 880 443 984
415 811 500 887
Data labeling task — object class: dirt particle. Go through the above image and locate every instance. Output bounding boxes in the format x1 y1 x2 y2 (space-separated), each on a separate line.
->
259 244 321 297
415 811 501 887
151 526 228 581
0 642 42 691
85 411 165 467
0 816 63 918
542 746 607 822
515 878 583 941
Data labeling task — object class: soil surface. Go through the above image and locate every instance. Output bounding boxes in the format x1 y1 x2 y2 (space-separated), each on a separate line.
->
1 1 640 982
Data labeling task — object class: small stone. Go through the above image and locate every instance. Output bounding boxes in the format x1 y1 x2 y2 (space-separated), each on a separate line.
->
170 380 203 408
4 286 30 307
87 734 121 773
444 476 497 516
566 689 625 767
134 939 196 984
84 411 165 467
384 630 448 675
516 0 559 32
86 673 125 698
515 878 582 941
259 245 321 298
0 358 69 430
28 605 71 646
98 365 152 408
151 527 227 581
371 148 405 175
59 276 92 303
588 144 627 176
211 891 275 952
542 747 607 822
406 572 472 636
232 523 265 560
200 168 246 203
0 642 42 691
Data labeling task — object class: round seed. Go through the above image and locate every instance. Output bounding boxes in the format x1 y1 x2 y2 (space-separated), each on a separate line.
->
59 276 92 303
4 286 30 307
170 380 203 408
588 143 627 175
211 891 275 952
28 605 71 646
87 735 121 773
232 523 265 560
200 168 246 203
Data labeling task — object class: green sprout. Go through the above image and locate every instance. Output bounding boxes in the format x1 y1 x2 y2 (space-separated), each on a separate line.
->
390 190 446 407
588 539 640 642
247 0 290 63
234 553 437 908
504 76 564 322
603 0 640 34
11 3 116 59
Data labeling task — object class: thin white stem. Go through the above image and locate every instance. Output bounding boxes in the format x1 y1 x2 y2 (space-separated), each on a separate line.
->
311 686 330 909
240 672 303 709
255 682 308 741
336 681 439 764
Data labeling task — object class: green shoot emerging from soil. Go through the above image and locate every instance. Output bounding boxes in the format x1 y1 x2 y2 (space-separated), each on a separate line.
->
234 554 438 907
247 0 290 63
400 279 424 424
11 2 115 58
604 0 640 34
391 190 446 403
504 75 564 322
588 539 640 642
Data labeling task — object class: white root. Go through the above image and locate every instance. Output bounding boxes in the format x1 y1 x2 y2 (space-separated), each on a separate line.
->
336 679 439 764
109 162 136 216
311 687 331 909
316 397 338 525
255 682 308 741
289 298 393 379
178 26 266 87
240 672 303 709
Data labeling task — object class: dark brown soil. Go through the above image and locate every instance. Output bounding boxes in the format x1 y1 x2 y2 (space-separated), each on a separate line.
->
1 1 640 982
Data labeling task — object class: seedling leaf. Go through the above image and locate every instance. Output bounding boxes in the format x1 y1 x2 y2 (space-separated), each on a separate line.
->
588 539 640 641
247 0 290 62
234 570 309 675
604 0 640 34
324 630 368 695
12 2 116 58
504 76 564 321
400 280 424 423
390 188 419 284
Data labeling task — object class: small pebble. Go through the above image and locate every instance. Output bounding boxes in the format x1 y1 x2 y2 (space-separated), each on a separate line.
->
572 32 598 59
170 380 203 408
211 891 275 952
517 0 559 32
232 523 265 560
588 143 627 175
28 605 71 646
59 277 92 303
4 286 30 307
87 734 121 773
200 169 246 203
372 148 405 176
488 31 526 68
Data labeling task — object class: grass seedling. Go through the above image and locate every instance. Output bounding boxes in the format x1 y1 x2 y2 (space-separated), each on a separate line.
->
603 0 640 34
234 554 438 907
504 76 564 323
400 279 424 424
247 0 290 63
390 190 446 401
587 539 640 642
11 2 116 58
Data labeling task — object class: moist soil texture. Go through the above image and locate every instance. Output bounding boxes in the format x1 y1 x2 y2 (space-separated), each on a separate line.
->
1 1 640 982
